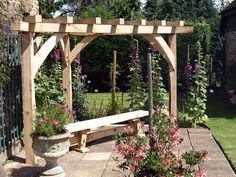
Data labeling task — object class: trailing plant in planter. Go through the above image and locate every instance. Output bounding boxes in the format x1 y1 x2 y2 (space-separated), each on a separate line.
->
32 104 72 177
114 106 207 177
34 104 71 137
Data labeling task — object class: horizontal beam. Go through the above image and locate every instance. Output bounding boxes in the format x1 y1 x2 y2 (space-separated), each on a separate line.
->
11 22 193 34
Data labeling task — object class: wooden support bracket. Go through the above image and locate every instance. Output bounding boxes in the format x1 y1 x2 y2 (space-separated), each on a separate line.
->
129 119 144 137
74 130 90 153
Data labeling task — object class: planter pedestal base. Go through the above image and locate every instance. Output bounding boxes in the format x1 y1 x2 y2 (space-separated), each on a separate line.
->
32 131 70 177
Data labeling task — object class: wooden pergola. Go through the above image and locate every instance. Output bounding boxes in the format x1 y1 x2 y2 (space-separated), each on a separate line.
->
11 15 193 164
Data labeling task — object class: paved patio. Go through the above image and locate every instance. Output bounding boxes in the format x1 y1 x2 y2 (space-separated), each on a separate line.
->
4 128 236 177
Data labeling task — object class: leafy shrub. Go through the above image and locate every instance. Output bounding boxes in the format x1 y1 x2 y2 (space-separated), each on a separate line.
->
114 106 207 177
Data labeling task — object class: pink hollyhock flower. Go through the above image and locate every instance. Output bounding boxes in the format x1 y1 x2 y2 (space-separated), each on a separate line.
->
131 47 136 58
53 49 60 60
74 55 80 63
184 64 192 73
52 119 59 126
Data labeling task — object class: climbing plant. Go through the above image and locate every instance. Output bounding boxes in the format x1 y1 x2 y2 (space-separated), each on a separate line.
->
182 42 209 127
149 46 168 107
127 39 146 111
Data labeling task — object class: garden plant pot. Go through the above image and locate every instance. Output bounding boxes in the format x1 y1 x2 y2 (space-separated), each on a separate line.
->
32 131 71 177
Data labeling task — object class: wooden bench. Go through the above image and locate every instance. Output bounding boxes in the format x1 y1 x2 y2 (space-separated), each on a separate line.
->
66 110 149 152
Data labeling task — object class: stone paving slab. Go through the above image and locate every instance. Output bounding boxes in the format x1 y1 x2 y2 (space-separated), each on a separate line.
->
188 128 236 177
4 128 236 177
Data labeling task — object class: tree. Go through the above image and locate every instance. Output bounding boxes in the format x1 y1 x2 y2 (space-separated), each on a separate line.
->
109 0 142 19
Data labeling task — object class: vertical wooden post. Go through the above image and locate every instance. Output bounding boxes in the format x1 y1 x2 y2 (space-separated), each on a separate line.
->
21 32 36 164
147 53 154 132
62 35 73 121
111 50 117 114
168 34 177 117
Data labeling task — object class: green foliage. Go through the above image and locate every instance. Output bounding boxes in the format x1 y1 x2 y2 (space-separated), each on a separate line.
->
0 62 10 87
109 0 142 19
71 60 89 121
152 53 168 107
144 0 218 20
80 4 114 19
34 104 70 137
35 60 64 108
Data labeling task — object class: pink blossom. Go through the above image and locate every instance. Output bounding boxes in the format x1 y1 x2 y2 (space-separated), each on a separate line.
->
74 55 80 63
131 47 136 58
124 126 134 132
169 113 177 122
53 49 60 60
126 136 134 142
230 95 236 104
52 119 59 126
184 64 192 73
193 169 207 177
228 89 235 95
39 117 46 123
129 162 138 172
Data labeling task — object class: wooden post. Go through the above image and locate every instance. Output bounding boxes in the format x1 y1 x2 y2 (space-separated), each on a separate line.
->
21 32 36 164
168 34 177 117
147 53 154 132
111 50 117 114
62 35 73 121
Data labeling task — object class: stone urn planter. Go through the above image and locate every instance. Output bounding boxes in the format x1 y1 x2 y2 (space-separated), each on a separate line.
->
32 131 71 177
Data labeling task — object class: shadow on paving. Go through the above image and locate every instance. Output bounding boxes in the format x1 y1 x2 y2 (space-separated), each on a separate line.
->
10 166 43 177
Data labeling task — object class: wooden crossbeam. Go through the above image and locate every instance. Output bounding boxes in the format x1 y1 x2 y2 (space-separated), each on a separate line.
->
23 15 42 23
146 20 166 26
125 19 147 25
76 17 101 24
11 22 194 34
43 16 74 24
102 18 125 25
166 21 184 27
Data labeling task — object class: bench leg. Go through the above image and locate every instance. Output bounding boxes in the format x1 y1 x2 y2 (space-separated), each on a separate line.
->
75 130 89 153
129 119 145 137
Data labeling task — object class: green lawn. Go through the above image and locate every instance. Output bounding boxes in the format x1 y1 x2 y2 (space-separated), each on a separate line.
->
205 89 236 170
85 92 130 109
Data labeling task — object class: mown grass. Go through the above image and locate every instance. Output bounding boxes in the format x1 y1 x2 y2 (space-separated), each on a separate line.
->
85 92 130 108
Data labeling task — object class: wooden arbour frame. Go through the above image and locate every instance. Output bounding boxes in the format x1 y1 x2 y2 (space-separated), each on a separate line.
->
11 15 193 164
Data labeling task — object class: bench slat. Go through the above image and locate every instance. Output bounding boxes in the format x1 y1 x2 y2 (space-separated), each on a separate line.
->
66 110 148 133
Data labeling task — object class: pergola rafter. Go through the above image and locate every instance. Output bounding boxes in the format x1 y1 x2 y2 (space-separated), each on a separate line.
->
11 15 193 164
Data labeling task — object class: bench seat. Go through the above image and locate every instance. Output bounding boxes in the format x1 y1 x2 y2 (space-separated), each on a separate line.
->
66 110 149 152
